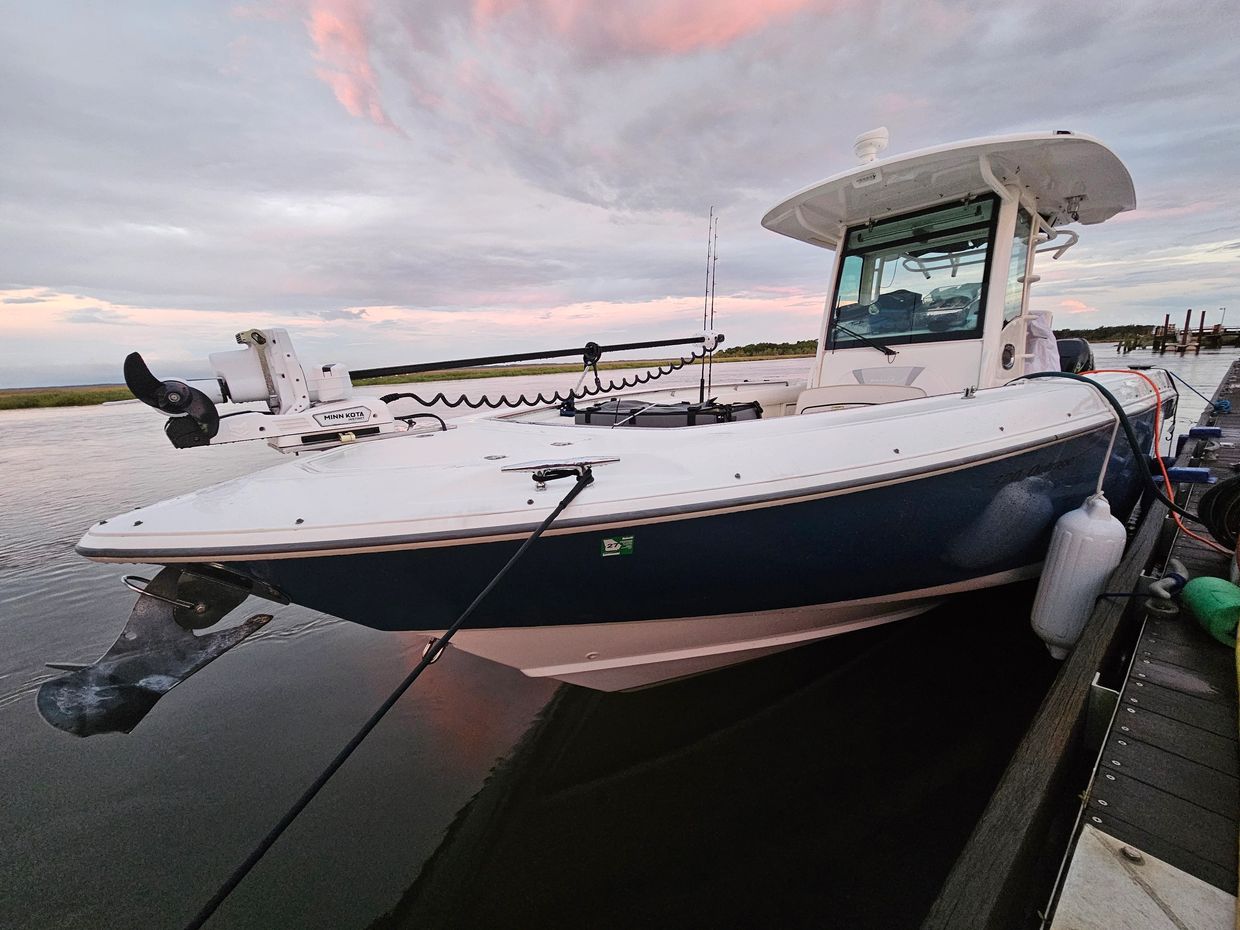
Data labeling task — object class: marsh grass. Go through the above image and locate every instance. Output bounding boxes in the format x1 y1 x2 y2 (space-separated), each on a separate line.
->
0 386 135 409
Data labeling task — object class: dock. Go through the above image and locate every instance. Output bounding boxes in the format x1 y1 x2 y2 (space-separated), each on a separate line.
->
1150 309 1238 355
923 361 1240 929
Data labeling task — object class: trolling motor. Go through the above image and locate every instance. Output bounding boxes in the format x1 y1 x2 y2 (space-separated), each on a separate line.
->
125 328 724 453
125 328 397 452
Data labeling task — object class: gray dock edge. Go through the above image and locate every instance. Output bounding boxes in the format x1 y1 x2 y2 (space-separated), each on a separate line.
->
922 362 1240 930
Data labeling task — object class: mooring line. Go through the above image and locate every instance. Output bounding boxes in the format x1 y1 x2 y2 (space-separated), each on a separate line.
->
184 467 595 930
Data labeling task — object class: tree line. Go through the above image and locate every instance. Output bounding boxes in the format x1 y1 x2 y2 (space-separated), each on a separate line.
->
717 339 817 358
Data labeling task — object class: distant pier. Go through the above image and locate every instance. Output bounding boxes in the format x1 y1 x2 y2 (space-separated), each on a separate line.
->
1145 308 1239 355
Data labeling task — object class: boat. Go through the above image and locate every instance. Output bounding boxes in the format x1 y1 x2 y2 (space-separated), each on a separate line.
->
45 129 1175 732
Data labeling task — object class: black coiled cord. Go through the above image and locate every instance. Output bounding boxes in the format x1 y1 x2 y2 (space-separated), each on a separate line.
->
379 349 706 411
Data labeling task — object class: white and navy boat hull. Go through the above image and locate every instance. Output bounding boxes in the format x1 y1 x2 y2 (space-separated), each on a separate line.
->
78 386 1165 690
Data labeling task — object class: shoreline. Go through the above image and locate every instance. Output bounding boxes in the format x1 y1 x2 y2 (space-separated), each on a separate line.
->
0 353 814 410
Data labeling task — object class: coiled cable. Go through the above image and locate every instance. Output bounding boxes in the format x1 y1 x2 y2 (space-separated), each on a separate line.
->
380 348 708 411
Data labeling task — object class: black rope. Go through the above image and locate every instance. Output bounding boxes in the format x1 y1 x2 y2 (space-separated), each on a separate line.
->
390 348 708 411
183 467 596 930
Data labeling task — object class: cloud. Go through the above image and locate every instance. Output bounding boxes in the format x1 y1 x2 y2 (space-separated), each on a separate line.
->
471 0 824 58
315 306 369 320
1057 298 1099 315
3 296 49 304
62 307 130 324
304 0 400 129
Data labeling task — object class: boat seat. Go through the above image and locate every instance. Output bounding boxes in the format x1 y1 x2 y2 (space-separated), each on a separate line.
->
795 384 927 414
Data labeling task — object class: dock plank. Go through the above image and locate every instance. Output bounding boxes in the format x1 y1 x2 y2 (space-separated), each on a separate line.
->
1116 706 1240 777
1087 771 1236 874
1129 657 1232 701
1138 634 1235 682
1120 679 1237 736
1098 733 1238 817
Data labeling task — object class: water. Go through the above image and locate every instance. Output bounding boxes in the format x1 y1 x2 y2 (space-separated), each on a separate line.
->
1 350 1233 929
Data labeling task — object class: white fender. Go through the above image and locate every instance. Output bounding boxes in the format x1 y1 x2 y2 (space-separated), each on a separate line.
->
1031 493 1127 659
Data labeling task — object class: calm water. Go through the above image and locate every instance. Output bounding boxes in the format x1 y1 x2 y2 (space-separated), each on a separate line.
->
1 348 1234 929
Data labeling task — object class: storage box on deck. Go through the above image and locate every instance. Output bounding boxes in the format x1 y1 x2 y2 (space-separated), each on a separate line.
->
575 400 763 427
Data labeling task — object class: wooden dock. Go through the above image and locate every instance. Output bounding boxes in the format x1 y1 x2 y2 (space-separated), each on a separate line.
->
1151 308 1239 355
923 361 1240 929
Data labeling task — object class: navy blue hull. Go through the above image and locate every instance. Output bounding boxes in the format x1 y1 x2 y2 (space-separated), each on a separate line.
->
236 412 1157 633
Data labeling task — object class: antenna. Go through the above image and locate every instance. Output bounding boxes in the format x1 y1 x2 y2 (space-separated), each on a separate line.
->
707 216 718 398
699 207 713 404
853 127 889 164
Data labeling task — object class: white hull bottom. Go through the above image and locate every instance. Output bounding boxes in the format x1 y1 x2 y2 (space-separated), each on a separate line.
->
447 565 1040 691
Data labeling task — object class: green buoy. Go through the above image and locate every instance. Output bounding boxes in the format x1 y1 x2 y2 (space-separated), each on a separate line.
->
1180 576 1240 647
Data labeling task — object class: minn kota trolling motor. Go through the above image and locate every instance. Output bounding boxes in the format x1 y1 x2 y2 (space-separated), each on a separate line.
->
121 327 400 452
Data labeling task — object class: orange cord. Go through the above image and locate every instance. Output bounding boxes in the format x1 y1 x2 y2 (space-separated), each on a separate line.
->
1084 368 1232 555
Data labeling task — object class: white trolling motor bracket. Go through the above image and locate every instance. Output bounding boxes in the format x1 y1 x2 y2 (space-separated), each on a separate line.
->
123 328 399 453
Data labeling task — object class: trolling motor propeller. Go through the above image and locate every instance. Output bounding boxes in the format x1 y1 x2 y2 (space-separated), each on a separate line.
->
124 352 221 448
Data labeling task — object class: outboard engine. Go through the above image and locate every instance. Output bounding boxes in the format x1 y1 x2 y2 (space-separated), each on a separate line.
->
1057 337 1095 373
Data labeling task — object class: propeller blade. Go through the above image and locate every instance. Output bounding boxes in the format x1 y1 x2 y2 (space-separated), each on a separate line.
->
123 352 164 408
184 386 220 437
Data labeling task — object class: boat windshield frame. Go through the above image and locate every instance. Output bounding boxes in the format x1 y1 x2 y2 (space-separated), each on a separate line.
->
827 195 1001 352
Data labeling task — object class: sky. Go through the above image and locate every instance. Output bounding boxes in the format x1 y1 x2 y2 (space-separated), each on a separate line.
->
1 0 1238 387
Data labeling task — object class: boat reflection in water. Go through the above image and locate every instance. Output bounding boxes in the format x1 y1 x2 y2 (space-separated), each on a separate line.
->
371 585 1057 930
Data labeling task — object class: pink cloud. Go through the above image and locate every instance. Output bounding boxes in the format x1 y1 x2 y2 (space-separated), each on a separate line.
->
1058 298 1098 314
292 0 837 129
473 0 822 56
305 0 399 130
454 58 522 126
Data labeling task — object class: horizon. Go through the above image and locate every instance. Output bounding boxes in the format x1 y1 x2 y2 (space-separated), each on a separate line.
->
2 1 1237 388
6 324 1229 393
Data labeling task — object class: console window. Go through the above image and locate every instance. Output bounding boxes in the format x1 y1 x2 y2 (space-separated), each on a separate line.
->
830 198 996 348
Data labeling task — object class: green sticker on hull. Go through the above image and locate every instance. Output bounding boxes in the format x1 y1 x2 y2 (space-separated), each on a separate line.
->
601 535 634 557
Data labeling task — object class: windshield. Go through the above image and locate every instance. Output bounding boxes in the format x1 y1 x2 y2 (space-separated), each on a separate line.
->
829 198 996 349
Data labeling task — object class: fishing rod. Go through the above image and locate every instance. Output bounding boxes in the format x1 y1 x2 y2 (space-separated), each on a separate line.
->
707 216 718 398
699 206 713 404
